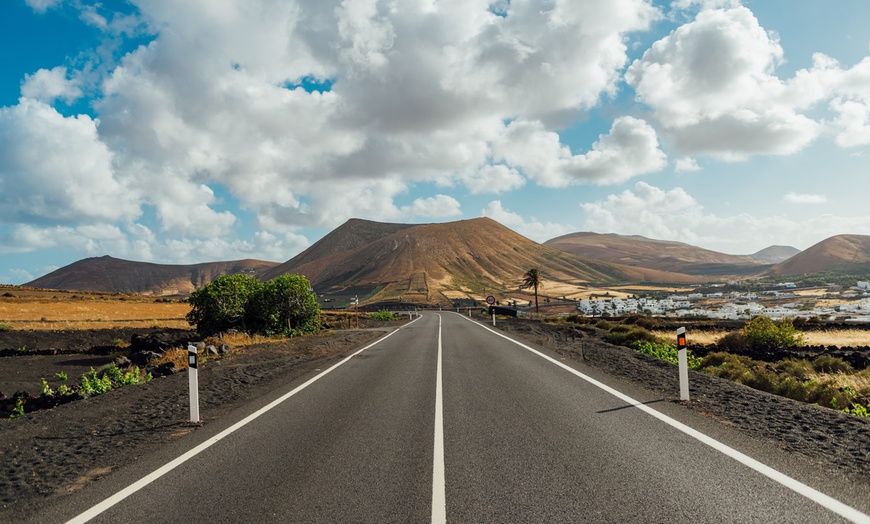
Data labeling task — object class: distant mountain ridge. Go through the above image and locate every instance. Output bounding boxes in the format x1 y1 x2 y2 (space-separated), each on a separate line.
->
767 235 870 276
544 232 796 277
263 217 702 304
25 256 279 296
25 221 870 300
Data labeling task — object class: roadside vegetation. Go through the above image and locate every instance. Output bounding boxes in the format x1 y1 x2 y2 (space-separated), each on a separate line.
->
7 364 151 420
557 314 870 418
186 273 320 337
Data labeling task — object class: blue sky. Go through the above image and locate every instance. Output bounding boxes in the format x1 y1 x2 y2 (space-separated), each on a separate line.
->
1 0 869 285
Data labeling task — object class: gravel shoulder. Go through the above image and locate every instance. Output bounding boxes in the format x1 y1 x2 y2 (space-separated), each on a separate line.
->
1 317 869 521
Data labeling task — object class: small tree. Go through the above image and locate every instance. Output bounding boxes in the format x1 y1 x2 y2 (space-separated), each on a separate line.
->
186 274 262 336
521 268 543 313
742 316 805 350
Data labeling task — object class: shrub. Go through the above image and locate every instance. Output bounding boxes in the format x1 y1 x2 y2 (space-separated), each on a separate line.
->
631 340 703 369
717 331 750 351
370 310 398 321
0 323 13 332
741 316 805 350
811 354 854 374
187 273 320 337
246 274 321 337
605 325 657 347
773 358 814 380
186 274 262 336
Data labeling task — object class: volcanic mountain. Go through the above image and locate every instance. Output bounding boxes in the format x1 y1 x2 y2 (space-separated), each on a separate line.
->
25 256 279 296
263 217 702 304
766 235 870 276
543 232 793 277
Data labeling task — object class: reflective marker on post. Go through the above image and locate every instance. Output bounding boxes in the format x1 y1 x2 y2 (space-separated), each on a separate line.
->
188 344 200 423
677 327 690 401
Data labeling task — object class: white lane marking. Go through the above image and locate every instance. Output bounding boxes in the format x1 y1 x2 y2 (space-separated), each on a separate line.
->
65 318 421 524
456 313 870 524
432 314 447 524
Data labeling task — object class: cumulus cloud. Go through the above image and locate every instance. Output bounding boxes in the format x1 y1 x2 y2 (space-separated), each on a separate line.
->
581 182 870 253
627 6 821 159
21 67 83 104
674 157 700 172
481 200 575 242
783 192 827 204
463 165 526 194
0 222 305 265
400 195 462 218
0 98 139 224
493 116 667 187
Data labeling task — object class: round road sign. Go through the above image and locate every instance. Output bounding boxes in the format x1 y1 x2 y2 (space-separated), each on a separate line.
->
486 296 495 305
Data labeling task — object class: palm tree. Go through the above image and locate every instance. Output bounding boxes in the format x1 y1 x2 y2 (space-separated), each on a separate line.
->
521 268 543 314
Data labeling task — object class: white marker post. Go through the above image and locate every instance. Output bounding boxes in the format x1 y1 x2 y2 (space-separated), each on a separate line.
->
188 344 200 423
677 327 690 401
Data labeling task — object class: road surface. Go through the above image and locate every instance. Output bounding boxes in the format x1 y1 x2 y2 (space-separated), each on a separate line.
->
30 312 870 523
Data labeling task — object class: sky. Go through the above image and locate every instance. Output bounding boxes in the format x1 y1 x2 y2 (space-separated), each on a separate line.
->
1 0 869 285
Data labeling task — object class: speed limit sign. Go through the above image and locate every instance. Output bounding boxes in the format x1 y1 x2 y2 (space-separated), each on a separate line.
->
486 296 495 305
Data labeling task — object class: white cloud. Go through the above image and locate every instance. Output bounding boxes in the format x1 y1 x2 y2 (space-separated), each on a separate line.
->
463 165 526 194
0 222 305 266
400 195 462 218
0 268 36 285
25 0 62 13
81 0 665 234
674 157 700 172
581 182 870 253
481 200 575 242
0 98 140 225
783 192 827 204
21 67 83 104
493 116 667 187
627 6 821 159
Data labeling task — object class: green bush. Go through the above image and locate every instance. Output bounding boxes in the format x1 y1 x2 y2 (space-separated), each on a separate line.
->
773 358 814 380
717 331 750 350
0 323 13 332
631 340 703 369
811 354 854 374
370 310 398 321
186 274 262 336
605 325 657 347
697 352 855 409
187 273 320 337
741 316 805 350
246 274 321 336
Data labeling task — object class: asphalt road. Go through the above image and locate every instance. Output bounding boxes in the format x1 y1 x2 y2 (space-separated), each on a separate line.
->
33 313 870 523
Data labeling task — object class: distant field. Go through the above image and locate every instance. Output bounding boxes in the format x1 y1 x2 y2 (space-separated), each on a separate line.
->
0 293 190 330
652 329 870 347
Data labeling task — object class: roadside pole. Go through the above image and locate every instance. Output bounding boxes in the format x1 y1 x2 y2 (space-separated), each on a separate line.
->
188 344 200 423
677 327 690 401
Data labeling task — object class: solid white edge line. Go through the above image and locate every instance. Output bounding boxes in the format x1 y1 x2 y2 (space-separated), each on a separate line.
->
431 314 447 524
65 316 422 524
455 313 870 524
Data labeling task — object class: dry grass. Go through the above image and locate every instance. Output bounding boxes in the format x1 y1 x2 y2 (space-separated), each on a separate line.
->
652 328 870 347
0 296 190 330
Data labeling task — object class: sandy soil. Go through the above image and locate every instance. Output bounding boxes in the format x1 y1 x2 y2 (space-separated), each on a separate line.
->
1 317 869 521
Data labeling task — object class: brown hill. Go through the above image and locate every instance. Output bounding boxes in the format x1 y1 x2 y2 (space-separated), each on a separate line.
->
264 217 702 305
767 235 870 276
750 245 800 264
26 256 279 296
544 232 771 277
